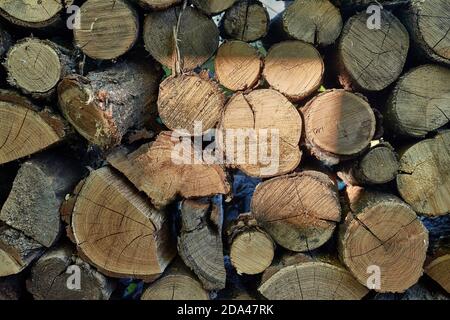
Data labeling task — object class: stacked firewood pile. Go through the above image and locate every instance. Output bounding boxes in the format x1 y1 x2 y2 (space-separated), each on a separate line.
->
0 0 449 300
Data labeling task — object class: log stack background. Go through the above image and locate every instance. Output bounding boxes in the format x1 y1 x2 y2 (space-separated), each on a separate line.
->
0 0 449 300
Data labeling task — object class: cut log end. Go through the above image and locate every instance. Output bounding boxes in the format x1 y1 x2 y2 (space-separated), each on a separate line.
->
143 6 219 70
339 189 429 293
134 0 182 10
259 255 368 300
228 214 275 276
338 10 409 91
158 74 225 135
69 167 176 281
74 0 138 60
0 90 67 165
385 64 450 138
263 41 324 101
426 253 450 294
282 0 343 46
397 130 450 216
303 90 376 165
221 0 269 42
5 39 68 97
251 171 341 252
219 89 303 178
215 41 262 92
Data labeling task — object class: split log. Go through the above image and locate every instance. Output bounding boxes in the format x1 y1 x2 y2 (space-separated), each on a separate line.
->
65 166 176 281
0 90 69 165
107 132 230 209
218 89 303 178
338 142 399 186
269 0 343 47
0 152 84 247
5 38 75 99
0 0 72 28
425 249 450 294
141 259 209 300
332 0 410 7
0 275 22 300
227 213 275 275
397 130 450 216
132 0 182 10
27 245 114 300
178 198 226 290
74 0 139 60
143 6 219 71
302 90 377 166
337 10 409 91
259 254 369 300
0 225 44 277
384 64 450 138
400 0 450 66
215 41 263 91
58 59 162 149
263 41 324 101
158 73 225 135
191 0 238 15
251 171 341 252
0 25 11 57
339 187 429 293
221 0 269 42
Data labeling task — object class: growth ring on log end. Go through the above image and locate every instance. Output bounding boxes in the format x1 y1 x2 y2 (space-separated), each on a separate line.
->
338 10 409 91
69 167 176 281
263 41 324 101
339 189 429 293
251 171 341 252
397 131 450 216
303 90 376 165
74 0 139 60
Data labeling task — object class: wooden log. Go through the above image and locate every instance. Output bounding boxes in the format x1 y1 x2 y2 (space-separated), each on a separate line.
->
215 40 263 91
0 25 11 57
0 152 84 247
0 224 44 277
65 166 176 281
338 141 399 186
0 90 69 165
107 132 230 209
337 10 409 91
0 0 72 28
269 0 343 47
219 89 303 178
132 0 182 10
397 130 450 216
58 59 162 149
425 249 450 294
302 90 377 166
158 73 225 135
27 245 115 300
141 259 209 300
339 187 429 293
0 275 22 300
178 198 226 290
400 0 450 66
227 213 275 275
143 6 219 71
191 0 238 15
263 41 324 101
251 171 341 252
74 0 139 60
220 0 269 42
332 0 410 9
259 253 369 300
384 64 450 138
4 38 75 99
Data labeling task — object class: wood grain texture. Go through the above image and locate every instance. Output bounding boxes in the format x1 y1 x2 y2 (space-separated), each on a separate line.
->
338 10 409 91
192 0 237 15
